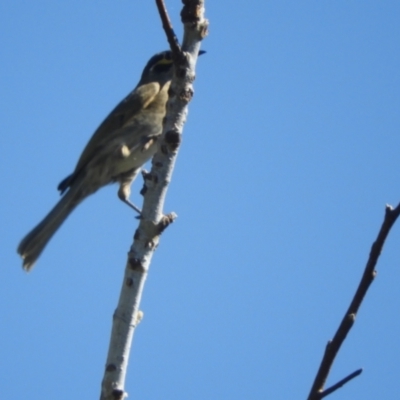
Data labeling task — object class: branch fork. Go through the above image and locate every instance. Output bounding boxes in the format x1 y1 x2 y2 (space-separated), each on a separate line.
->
308 202 400 399
100 1 208 399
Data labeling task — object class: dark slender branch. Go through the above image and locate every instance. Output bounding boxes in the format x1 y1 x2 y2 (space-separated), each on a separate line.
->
308 203 400 400
155 0 181 55
319 368 363 399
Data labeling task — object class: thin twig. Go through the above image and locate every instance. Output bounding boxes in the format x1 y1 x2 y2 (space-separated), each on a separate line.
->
320 368 363 398
308 203 400 400
155 0 181 55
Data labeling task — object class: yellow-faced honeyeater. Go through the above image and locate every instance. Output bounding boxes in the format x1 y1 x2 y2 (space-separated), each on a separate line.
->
18 50 175 270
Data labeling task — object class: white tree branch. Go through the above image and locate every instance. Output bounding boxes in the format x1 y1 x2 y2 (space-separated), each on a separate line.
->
100 1 208 399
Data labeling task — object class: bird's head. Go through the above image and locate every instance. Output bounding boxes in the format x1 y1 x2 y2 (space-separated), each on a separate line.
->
139 50 174 86
139 49 205 86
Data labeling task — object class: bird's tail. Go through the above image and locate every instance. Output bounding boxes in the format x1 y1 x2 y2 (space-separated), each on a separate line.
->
18 178 87 271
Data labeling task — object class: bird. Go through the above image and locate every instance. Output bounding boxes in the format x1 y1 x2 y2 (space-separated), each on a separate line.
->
17 50 175 271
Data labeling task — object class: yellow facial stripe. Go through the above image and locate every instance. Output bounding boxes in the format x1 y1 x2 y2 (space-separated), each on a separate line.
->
156 57 173 65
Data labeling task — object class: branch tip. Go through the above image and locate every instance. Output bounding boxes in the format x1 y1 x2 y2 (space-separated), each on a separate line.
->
181 0 204 24
319 368 363 399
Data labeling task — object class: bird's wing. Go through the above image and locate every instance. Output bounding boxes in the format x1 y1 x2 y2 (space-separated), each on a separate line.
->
75 82 160 172
58 81 160 193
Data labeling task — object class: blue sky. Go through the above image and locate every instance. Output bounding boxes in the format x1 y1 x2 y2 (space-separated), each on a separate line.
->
2 1 400 399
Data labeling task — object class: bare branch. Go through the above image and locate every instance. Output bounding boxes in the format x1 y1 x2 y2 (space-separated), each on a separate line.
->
307 203 400 400
319 368 363 399
155 0 181 55
99 1 208 399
